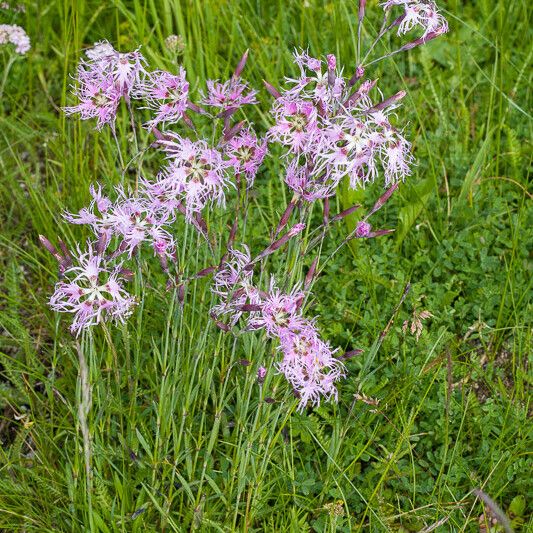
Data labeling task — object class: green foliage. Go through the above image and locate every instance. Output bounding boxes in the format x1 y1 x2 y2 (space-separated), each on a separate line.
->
0 0 531 531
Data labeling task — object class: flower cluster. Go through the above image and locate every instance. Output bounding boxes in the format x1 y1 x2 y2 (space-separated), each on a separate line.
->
0 24 30 54
211 250 344 411
46 1 448 412
267 50 415 203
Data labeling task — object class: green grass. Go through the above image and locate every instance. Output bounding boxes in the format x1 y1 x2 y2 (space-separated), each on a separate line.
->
0 0 531 531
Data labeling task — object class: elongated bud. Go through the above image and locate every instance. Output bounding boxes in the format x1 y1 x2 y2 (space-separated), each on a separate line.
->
233 49 249 78
358 0 367 21
275 200 297 236
249 222 306 266
304 256 319 290
348 65 365 87
39 235 61 261
400 29 444 52
159 254 169 273
367 229 395 238
177 283 186 305
339 349 364 361
367 182 399 217
187 101 205 114
217 106 238 120
210 311 231 332
227 217 239 248
182 112 195 130
326 54 336 87
238 303 263 312
365 90 406 114
239 359 251 366
263 79 281 99
345 78 377 106
96 233 107 255
194 265 217 279
323 197 330 225
331 204 361 223
120 268 134 281
223 120 245 142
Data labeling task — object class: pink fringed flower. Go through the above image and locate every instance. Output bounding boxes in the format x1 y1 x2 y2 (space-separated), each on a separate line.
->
225 128 267 187
49 243 136 335
202 78 257 112
64 184 175 259
159 135 232 220
63 67 121 130
381 1 448 37
268 98 320 153
137 67 189 128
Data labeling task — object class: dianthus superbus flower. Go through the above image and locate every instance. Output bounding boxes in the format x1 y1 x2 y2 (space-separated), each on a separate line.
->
381 0 448 38
49 243 136 335
202 78 258 112
159 135 232 220
136 67 189 128
225 128 267 187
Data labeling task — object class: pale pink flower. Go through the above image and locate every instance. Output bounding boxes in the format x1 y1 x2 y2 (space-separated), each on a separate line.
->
381 1 448 38
268 98 320 153
225 128 267 186
49 243 136 335
159 135 232 220
137 67 189 128
202 78 257 112
0 24 30 54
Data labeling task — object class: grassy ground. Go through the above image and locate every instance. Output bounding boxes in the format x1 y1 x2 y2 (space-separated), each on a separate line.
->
0 0 531 531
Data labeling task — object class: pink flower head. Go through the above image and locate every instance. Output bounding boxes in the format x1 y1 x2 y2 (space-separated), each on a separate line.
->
225 128 267 187
202 78 257 112
355 220 372 238
381 1 448 38
285 160 336 202
276 322 344 411
137 67 189 128
0 24 30 54
268 98 320 153
63 67 121 130
248 280 305 336
64 184 175 259
285 50 346 111
49 243 136 335
159 134 232 220
210 246 260 326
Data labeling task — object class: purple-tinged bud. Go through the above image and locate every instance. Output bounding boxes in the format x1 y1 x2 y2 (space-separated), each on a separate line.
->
367 229 395 238
348 65 365 87
367 183 399 217
400 30 443 52
233 49 249 78
339 349 364 361
323 197 330 225
120 268 134 281
210 311 230 332
327 54 336 87
287 222 305 238
304 256 319 290
39 235 61 262
275 200 297 236
355 221 372 238
194 265 217 279
217 106 238 120
358 0 367 21
264 397 275 404
365 90 406 113
187 101 205 115
263 79 281 99
223 120 245 143
227 217 239 248
257 366 267 384
96 233 107 256
238 303 263 312
177 283 186 305
159 254 169 273
182 112 196 130
239 359 251 366
331 204 361 223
